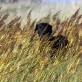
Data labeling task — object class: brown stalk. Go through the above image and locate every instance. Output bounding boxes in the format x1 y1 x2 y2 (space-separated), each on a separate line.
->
51 18 61 36
27 9 32 25
75 14 82 23
52 10 61 21
41 25 48 36
7 16 21 28
0 13 9 21
30 19 37 28
42 12 51 23
27 9 32 19
71 8 80 18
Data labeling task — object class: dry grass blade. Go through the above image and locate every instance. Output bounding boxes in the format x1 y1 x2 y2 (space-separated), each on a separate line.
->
7 16 21 28
68 8 80 26
9 16 21 24
15 22 21 31
41 25 48 36
15 22 21 27
30 32 37 41
56 18 60 25
78 22 82 27
0 13 9 27
27 9 32 25
52 10 61 20
54 18 60 31
77 14 82 20
41 12 51 23
30 19 37 28
27 9 32 19
0 26 4 32
40 25 51 41
51 18 61 36
61 18 69 26
75 14 82 23
0 13 9 21
71 8 80 18
0 21 4 26
57 28 63 35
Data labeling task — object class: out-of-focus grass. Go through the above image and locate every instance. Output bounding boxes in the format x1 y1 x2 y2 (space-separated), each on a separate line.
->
0 8 82 82
1 0 82 22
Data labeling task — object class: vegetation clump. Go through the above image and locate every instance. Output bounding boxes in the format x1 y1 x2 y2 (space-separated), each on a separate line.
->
0 8 82 82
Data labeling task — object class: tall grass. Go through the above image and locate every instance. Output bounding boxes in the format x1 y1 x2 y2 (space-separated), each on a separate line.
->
0 8 82 82
1 0 82 22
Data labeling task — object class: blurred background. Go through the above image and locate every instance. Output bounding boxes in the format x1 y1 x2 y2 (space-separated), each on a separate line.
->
0 0 82 24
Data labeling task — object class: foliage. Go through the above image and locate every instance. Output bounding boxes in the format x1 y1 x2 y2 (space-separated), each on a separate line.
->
0 8 82 82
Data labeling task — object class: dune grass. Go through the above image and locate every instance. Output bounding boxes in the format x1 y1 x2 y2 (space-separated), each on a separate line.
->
0 8 82 82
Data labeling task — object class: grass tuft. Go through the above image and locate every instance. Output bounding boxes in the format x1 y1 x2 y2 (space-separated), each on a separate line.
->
0 9 82 82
